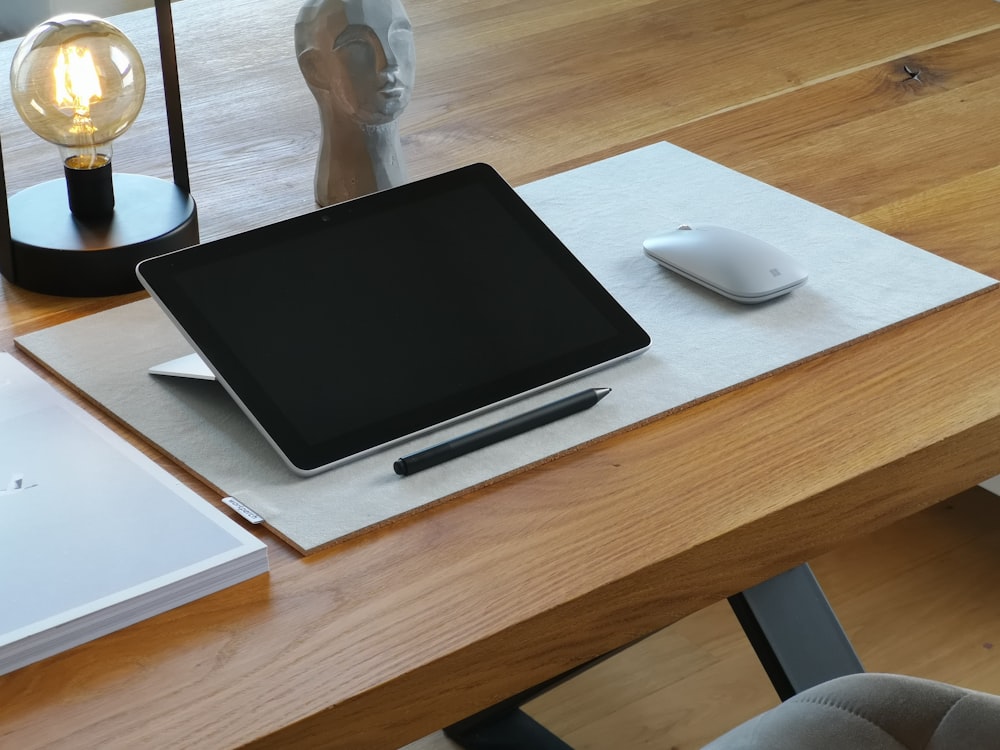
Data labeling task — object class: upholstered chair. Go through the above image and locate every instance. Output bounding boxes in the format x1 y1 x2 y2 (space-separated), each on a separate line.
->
702 673 1000 749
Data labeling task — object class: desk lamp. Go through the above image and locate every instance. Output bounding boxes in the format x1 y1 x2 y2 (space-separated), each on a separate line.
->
0 4 198 297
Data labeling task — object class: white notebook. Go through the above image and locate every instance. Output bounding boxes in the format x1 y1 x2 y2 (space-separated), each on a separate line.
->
0 353 268 676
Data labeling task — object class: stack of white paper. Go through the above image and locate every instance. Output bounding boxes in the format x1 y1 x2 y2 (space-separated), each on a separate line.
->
0 353 268 676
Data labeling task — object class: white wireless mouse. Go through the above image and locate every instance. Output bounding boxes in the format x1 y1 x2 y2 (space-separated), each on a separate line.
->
643 224 808 304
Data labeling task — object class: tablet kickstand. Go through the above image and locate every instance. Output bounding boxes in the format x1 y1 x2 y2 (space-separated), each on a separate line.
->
149 352 216 380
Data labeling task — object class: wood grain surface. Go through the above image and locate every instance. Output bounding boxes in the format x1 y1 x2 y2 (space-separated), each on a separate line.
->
1 1 999 748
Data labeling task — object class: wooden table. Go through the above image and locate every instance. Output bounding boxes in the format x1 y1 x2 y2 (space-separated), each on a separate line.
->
2 1 999 747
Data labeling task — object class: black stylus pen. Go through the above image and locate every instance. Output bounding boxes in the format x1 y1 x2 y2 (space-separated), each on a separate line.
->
393 387 611 476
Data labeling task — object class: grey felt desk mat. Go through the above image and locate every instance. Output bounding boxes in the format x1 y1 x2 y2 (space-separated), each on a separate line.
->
16 143 997 554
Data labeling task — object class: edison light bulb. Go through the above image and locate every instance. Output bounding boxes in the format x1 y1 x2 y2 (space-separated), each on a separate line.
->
9 14 146 220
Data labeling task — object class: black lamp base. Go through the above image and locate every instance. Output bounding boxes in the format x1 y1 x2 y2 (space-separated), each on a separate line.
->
5 173 198 297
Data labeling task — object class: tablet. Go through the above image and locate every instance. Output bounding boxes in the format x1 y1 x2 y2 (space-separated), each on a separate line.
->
136 163 650 476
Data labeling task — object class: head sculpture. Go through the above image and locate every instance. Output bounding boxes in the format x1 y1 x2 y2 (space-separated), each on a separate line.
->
295 0 415 205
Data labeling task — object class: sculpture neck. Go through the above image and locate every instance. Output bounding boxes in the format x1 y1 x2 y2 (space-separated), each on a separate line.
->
314 113 406 206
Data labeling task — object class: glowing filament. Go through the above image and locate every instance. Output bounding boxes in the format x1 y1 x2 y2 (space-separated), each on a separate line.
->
54 46 103 135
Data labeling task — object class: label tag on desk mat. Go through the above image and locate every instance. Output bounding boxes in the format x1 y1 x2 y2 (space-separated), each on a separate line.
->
223 496 264 525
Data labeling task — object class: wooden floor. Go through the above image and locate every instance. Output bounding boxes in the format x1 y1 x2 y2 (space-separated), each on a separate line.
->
404 486 1000 749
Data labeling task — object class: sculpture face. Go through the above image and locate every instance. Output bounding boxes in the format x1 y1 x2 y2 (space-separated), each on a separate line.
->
296 0 415 126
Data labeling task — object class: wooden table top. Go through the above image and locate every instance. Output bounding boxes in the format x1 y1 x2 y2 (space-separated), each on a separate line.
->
2 1 999 748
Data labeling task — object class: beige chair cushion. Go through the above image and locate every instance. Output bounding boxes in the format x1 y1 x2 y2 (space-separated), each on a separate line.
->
702 673 1000 749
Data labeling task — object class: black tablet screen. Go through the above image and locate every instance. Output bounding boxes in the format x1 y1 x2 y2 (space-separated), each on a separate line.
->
138 164 649 474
